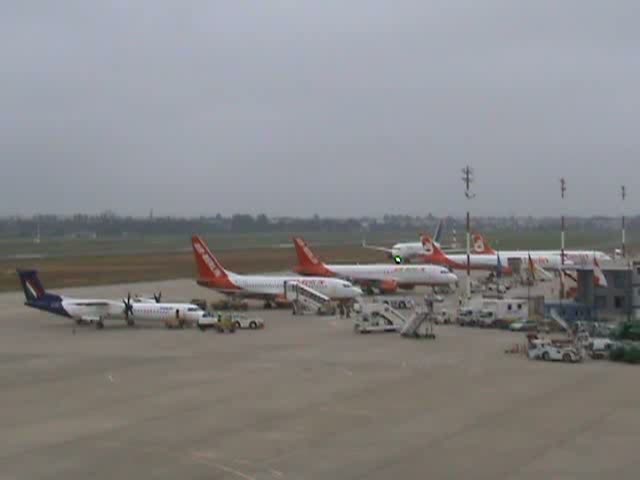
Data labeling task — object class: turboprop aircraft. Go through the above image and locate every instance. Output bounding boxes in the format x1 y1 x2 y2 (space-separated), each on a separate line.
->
17 270 206 329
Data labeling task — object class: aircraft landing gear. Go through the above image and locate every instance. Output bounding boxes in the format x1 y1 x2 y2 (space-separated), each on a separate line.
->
126 319 135 327
264 301 273 309
95 320 105 330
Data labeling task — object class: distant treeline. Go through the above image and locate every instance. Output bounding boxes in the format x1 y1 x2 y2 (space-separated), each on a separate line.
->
0 213 637 239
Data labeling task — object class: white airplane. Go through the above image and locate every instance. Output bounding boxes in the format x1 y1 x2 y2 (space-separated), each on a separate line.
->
17 270 207 329
292 237 458 293
469 233 612 265
191 235 363 303
420 236 565 277
363 220 477 263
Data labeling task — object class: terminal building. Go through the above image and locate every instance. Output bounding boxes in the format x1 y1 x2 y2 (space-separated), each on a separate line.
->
571 260 640 322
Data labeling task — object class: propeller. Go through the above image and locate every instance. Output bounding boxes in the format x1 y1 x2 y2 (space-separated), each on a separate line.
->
153 291 162 303
123 292 134 319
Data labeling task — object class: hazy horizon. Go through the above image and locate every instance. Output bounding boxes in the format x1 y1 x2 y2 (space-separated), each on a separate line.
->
2 1 638 217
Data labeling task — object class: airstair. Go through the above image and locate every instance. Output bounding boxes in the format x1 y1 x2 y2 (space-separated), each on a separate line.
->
400 309 435 338
284 281 336 315
353 302 408 333
548 308 571 334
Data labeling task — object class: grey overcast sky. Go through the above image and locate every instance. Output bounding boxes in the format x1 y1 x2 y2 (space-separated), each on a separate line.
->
1 1 639 217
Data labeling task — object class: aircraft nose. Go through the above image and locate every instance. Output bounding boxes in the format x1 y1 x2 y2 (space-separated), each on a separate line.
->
449 273 458 284
353 286 364 296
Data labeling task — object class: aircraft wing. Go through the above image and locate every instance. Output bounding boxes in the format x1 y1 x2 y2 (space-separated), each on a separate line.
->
361 240 393 254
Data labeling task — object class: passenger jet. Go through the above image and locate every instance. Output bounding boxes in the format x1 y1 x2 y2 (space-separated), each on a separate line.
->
363 221 487 264
292 236 458 293
419 236 567 276
468 234 611 265
191 236 363 303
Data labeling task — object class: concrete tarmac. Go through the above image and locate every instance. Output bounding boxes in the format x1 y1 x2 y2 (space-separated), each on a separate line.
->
1 279 639 479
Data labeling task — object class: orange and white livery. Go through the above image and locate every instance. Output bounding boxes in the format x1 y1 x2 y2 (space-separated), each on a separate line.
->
292 237 458 294
420 235 513 274
191 236 362 302
469 234 611 266
421 234 574 276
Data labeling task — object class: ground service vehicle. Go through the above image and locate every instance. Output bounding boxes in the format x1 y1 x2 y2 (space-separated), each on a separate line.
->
434 310 452 325
476 310 497 328
457 308 476 326
509 320 538 332
528 339 582 363
229 313 264 330
197 314 236 333
587 338 615 359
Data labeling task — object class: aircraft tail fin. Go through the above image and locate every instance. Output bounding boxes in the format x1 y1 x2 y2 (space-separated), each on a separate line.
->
191 235 234 285
593 257 608 288
433 219 444 244
17 269 47 303
292 237 333 276
420 234 449 263
472 233 496 254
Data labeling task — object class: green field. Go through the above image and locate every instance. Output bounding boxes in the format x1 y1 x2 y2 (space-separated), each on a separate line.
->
0 229 627 259
1 229 633 293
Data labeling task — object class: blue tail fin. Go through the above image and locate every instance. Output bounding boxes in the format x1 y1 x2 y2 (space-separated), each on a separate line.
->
17 269 68 317
17 270 47 302
433 219 444 244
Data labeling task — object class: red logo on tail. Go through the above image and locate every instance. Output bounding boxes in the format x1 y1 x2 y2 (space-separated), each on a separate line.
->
292 237 333 276
191 236 238 290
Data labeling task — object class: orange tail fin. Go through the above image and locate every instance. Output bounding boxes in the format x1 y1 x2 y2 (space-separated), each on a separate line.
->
191 235 237 289
292 237 333 276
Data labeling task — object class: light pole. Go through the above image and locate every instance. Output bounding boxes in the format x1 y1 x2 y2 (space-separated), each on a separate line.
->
462 166 475 303
622 185 631 322
621 185 627 258
560 178 566 300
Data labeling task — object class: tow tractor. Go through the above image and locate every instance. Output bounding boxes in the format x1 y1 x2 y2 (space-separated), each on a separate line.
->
527 337 583 363
197 313 237 333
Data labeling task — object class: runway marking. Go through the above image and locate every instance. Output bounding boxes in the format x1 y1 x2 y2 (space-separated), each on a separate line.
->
339 367 354 376
192 452 256 480
106 373 116 383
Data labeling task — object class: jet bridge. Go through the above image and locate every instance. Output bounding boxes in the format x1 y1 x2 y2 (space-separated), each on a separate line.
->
284 281 336 315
